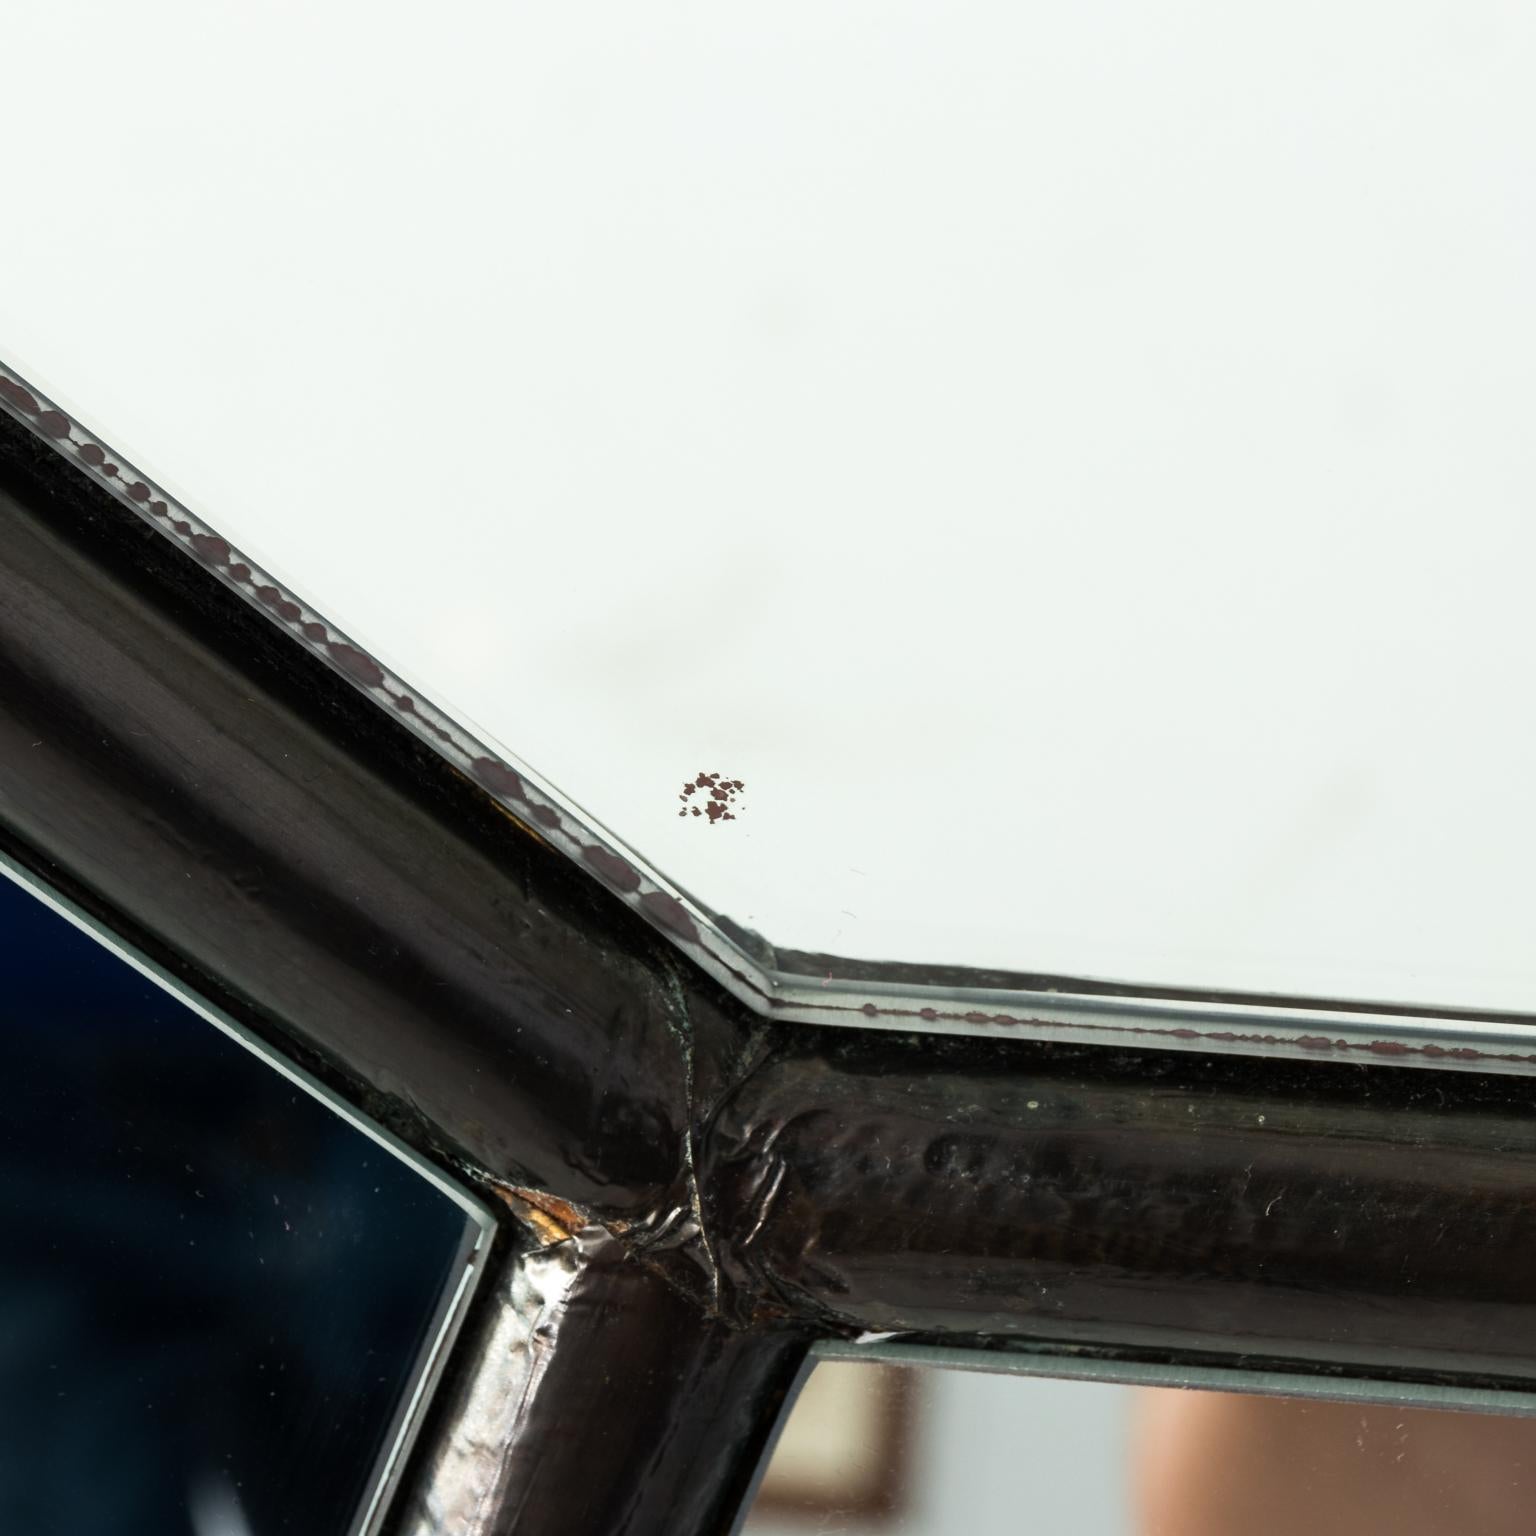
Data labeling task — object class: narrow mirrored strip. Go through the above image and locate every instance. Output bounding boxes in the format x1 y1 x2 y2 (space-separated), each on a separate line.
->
818 1340 1536 1421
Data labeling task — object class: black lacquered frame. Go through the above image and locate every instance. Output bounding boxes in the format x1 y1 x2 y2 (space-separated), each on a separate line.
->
4 379 1536 1536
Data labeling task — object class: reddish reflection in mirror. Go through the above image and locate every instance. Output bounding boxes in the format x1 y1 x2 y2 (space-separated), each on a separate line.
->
745 1364 1536 1536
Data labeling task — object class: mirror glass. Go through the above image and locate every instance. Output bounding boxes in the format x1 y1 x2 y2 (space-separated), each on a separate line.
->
746 1361 1536 1535
6 5 1536 1011
0 863 488 1536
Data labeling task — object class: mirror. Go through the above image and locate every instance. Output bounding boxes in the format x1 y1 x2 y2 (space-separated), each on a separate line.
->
0 862 490 1536
3 8 1533 1533
6 4 1536 1011
747 1361 1536 1535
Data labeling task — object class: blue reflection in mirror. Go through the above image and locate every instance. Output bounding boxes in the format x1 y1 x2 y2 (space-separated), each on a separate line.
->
0 866 486 1536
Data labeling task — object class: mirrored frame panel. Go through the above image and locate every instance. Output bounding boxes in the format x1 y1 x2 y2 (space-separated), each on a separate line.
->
0 855 494 1536
5 295 1536 1536
745 1354 1536 1536
8 5 1536 1020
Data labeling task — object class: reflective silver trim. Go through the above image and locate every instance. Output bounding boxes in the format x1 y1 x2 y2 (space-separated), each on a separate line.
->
398 1231 590 1536
761 974 1536 1074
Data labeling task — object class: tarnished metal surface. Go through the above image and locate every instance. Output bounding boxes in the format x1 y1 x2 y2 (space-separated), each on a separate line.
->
704 1030 1536 1388
401 1233 588 1536
0 412 723 1221
395 1227 809 1536
9 384 1536 1396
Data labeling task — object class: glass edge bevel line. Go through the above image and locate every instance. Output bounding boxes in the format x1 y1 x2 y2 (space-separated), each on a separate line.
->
814 1339 1536 1421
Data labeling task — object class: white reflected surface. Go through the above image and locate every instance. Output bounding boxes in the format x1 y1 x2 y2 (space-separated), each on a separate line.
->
4 4 1536 1005
745 1364 1536 1536
748 1363 1131 1535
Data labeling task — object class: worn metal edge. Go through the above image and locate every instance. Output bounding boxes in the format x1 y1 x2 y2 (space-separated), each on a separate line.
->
0 851 499 1536
398 1232 588 1536
6 358 1536 1074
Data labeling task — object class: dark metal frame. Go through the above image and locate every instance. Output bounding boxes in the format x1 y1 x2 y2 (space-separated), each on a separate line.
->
5 375 1536 1535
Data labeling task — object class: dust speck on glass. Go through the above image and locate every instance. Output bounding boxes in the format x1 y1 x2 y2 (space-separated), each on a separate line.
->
678 772 746 824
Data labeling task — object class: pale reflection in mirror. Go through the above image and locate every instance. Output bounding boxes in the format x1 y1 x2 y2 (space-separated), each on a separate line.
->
746 1364 1536 1535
